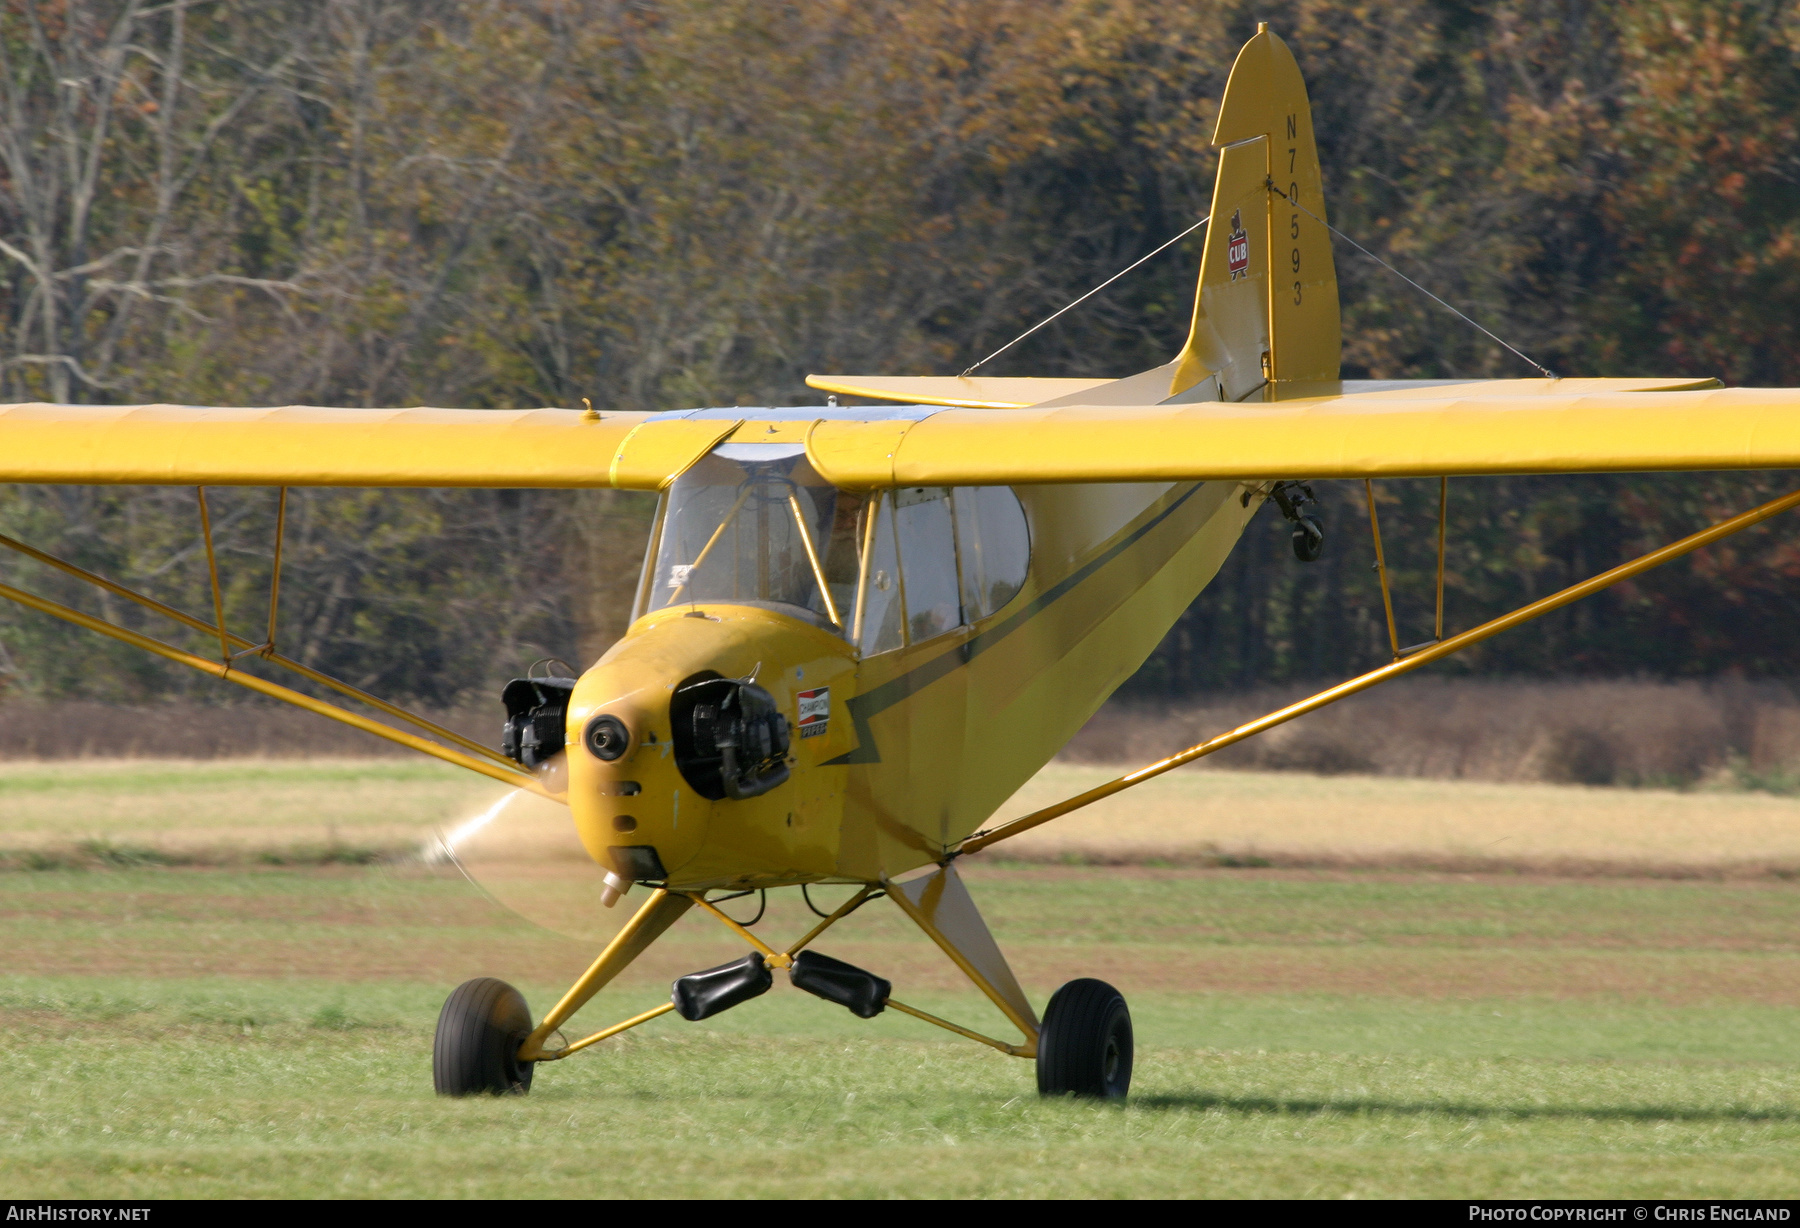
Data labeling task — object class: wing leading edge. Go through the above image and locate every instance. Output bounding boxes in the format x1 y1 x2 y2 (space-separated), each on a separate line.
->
0 403 738 489
8 379 1796 491
803 383 1800 486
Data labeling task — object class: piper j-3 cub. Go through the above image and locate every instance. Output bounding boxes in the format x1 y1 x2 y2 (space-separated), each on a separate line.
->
6 25 1800 1101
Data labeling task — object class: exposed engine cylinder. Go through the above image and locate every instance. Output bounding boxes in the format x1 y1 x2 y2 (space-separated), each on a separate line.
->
499 676 575 768
671 673 791 800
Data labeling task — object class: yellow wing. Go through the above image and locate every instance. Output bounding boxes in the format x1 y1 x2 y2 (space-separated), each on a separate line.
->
802 379 1800 486
0 403 740 489
8 377 1798 491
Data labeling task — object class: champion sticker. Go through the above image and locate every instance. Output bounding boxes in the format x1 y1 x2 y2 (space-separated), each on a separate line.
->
797 687 830 738
1227 208 1249 280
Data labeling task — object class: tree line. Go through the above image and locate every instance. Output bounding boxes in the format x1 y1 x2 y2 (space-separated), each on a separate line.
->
1 0 1797 707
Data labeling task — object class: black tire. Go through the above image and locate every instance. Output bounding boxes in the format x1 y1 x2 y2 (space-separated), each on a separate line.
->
1036 978 1133 1100
1291 514 1324 562
433 977 535 1096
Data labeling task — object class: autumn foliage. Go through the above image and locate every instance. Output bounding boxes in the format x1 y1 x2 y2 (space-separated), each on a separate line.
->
1 0 1798 702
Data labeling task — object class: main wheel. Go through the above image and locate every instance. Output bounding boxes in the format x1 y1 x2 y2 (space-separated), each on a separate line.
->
1036 978 1133 1099
433 977 535 1096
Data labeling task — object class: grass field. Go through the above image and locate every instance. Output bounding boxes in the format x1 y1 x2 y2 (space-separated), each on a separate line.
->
0 758 495 858
0 760 1797 1197
992 765 1800 875
8 756 1800 875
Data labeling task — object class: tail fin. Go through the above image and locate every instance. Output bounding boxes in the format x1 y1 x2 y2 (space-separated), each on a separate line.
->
1170 25 1341 401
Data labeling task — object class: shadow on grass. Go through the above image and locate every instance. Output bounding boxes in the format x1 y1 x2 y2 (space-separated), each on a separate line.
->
1136 1091 1800 1124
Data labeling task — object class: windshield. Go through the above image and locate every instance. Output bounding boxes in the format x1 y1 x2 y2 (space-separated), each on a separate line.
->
642 445 866 631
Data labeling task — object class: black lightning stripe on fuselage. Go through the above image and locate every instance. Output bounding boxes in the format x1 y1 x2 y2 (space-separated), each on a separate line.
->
823 481 1211 766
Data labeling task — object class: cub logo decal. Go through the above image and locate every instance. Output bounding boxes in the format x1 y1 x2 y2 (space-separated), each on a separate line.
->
797 687 830 738
1227 209 1250 281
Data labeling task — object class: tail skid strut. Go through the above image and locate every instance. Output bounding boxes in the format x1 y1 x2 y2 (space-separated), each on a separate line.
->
959 483 1800 856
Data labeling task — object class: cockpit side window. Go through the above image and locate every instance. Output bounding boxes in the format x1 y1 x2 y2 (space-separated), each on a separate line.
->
639 445 1029 652
855 497 904 654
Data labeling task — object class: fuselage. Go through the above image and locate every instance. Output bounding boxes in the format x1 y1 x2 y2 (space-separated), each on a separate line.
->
562 411 1263 891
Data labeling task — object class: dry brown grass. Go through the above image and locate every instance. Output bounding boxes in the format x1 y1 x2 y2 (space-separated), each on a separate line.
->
1061 677 1800 789
9 680 1798 791
0 701 492 759
984 764 1800 878
6 679 1800 880
4 754 1800 881
0 758 497 860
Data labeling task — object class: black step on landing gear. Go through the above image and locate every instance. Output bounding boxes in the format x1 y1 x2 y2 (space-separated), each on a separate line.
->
672 953 774 1020
434 977 536 1096
1036 978 1133 1099
670 949 893 1021
787 950 891 1018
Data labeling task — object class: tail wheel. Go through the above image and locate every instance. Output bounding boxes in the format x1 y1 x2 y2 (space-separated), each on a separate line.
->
433 977 535 1096
1036 977 1133 1100
1291 513 1324 562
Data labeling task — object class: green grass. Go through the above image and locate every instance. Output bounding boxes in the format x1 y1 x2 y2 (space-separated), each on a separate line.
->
1731 756 1800 798
958 863 1800 947
0 861 1796 1197
0 977 1795 1198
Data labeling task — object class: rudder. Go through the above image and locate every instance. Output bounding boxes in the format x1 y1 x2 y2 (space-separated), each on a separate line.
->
1171 25 1341 401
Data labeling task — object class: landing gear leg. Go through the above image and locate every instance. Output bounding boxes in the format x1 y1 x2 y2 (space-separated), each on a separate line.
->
433 888 696 1095
1036 977 1133 1099
882 863 1043 1059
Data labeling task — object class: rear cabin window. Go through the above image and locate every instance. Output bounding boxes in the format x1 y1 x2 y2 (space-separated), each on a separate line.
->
954 485 1033 622
895 487 961 643
857 485 1029 656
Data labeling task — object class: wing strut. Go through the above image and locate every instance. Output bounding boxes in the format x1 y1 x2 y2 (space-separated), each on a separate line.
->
1364 479 1402 657
1434 476 1448 646
1364 475 1454 659
196 488 232 664
266 486 287 656
0 524 537 790
0 574 541 791
957 481 1800 856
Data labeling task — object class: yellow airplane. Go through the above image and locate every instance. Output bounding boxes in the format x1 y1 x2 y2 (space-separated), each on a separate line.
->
3 24 1800 1101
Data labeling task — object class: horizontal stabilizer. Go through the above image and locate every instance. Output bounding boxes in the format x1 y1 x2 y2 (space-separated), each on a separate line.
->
804 374 1114 408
